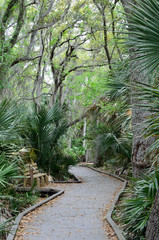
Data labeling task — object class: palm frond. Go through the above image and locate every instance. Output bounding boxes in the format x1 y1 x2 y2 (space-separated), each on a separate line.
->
0 154 19 187
23 104 68 173
0 99 22 144
119 169 159 237
126 0 159 74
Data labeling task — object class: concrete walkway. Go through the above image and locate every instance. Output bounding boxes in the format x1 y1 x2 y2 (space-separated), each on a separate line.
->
20 166 122 240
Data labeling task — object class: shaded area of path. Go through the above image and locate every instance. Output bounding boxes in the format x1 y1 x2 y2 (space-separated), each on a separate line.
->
17 166 122 240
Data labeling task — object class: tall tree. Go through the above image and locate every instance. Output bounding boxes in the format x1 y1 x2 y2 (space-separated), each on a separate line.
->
93 0 123 69
0 0 25 91
120 0 154 177
121 0 159 238
0 0 68 98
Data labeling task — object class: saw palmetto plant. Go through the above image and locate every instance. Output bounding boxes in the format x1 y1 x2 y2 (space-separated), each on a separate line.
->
119 169 159 239
0 99 22 146
23 104 71 177
118 0 159 238
94 112 132 169
126 0 159 74
0 154 19 187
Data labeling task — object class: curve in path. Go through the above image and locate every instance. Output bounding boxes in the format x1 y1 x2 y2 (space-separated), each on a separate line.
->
17 166 122 240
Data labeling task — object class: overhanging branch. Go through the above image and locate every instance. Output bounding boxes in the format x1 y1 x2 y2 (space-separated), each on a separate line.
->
67 111 88 128
11 55 41 66
63 63 108 78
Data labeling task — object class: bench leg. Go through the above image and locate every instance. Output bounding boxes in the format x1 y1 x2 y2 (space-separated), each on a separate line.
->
45 175 49 185
36 178 40 188
23 178 28 188
41 176 45 187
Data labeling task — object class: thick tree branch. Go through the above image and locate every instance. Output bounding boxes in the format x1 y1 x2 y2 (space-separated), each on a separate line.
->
2 0 18 27
11 55 41 66
58 31 89 47
17 93 53 102
77 46 102 52
26 0 36 8
63 63 108 78
67 104 101 128
54 63 108 94
40 0 55 21
9 0 25 48
102 12 112 69
93 0 112 69
60 0 72 21
67 111 89 127
111 0 123 61
32 31 45 102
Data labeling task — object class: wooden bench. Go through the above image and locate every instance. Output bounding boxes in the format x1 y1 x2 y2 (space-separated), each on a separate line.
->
23 163 49 188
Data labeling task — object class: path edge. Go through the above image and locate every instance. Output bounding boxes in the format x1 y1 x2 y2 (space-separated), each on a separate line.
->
51 170 82 184
7 190 64 240
80 165 127 240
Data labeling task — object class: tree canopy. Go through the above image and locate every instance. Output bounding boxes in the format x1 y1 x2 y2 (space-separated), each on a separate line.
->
1 1 159 239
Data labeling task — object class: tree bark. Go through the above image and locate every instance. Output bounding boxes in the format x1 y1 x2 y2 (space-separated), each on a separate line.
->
121 0 154 177
93 0 112 70
121 1 159 238
83 118 87 149
146 189 159 240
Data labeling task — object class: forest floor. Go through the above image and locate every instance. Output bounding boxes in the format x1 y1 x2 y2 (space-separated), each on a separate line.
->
15 165 123 240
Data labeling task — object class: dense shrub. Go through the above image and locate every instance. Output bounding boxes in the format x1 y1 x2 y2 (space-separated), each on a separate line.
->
118 169 159 239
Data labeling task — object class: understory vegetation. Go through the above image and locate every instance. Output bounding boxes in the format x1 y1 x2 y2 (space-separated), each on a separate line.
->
0 0 159 239
114 169 159 239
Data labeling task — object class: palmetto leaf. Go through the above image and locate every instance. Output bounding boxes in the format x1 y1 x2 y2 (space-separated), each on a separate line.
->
24 104 68 172
0 154 19 187
126 0 159 73
0 218 13 233
106 79 130 102
119 169 159 236
105 60 130 103
95 112 132 167
0 99 22 144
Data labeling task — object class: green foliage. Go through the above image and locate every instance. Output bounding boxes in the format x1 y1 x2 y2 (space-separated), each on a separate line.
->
0 188 39 234
126 0 159 74
23 104 74 177
64 137 85 162
65 146 85 161
50 150 76 180
0 217 13 240
0 99 22 146
2 190 39 215
0 154 19 187
94 113 132 167
118 169 159 239
67 68 108 107
106 61 130 103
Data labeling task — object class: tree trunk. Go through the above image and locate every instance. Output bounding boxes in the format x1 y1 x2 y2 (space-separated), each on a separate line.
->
130 68 154 177
83 118 87 149
146 189 159 240
121 1 159 238
121 0 154 177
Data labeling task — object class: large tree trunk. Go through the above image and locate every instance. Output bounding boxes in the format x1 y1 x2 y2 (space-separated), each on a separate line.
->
146 189 159 240
121 1 159 238
121 0 154 178
130 69 154 177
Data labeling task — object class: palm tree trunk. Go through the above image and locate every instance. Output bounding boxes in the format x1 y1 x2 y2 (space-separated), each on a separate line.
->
121 0 154 178
121 1 159 237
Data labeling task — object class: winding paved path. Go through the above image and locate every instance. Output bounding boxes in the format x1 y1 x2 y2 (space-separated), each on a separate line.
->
20 166 122 240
